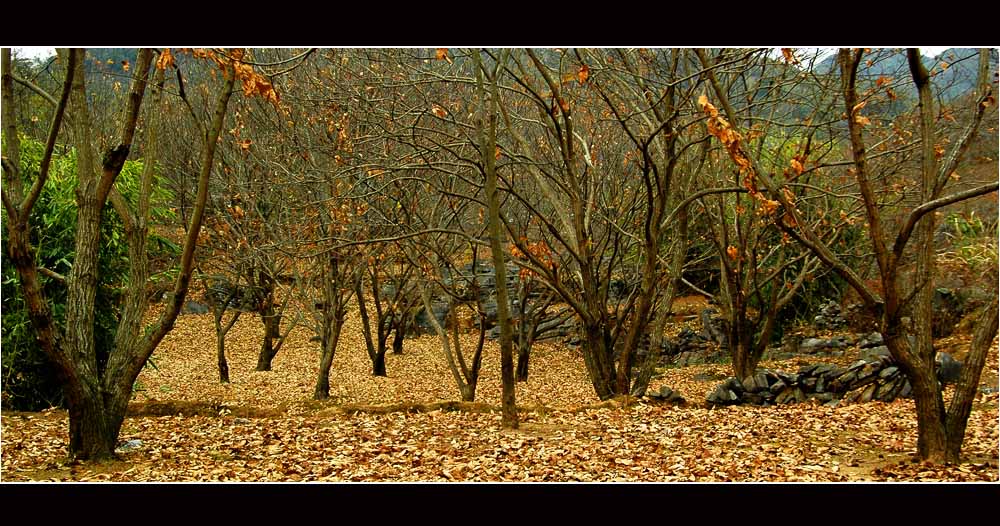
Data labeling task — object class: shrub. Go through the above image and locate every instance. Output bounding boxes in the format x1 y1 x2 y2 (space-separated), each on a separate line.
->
1 136 176 410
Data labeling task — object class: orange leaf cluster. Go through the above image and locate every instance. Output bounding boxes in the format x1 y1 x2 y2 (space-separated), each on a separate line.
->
699 95 755 192
155 48 175 71
510 238 556 279
435 48 453 64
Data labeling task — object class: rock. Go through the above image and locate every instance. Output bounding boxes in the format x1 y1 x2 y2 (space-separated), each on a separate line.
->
769 380 787 394
815 376 826 393
115 439 142 453
724 377 745 395
809 392 834 402
707 384 740 405
980 386 999 395
775 388 795 405
802 377 817 391
879 366 899 379
860 383 877 403
861 346 891 362
798 364 820 376
828 371 856 392
875 378 905 402
415 301 450 332
932 288 964 338
181 300 209 315
857 332 884 349
936 352 962 385
700 308 728 347
799 338 829 353
755 371 769 391
793 387 806 403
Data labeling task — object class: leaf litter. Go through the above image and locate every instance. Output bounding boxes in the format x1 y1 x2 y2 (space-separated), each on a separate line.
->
2 303 997 482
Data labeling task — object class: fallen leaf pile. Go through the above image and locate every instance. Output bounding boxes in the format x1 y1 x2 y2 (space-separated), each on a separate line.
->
2 302 997 482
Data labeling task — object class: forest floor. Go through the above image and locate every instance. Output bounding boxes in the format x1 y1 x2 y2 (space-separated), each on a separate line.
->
1 300 997 482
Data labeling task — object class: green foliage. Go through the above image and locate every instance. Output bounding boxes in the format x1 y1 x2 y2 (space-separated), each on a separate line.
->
1 136 177 410
942 211 998 276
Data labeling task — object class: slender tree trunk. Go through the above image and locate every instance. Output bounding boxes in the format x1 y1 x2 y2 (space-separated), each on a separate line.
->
476 51 517 428
314 313 345 400
945 297 999 461
355 277 378 365
391 321 405 355
217 331 230 384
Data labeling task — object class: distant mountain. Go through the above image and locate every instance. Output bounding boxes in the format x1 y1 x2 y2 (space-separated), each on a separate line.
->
814 48 997 102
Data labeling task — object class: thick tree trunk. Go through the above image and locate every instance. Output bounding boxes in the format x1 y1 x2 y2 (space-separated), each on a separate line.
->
732 331 760 382
581 323 616 400
372 350 387 377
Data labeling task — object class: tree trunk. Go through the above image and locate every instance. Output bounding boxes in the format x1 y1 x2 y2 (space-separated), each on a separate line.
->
372 349 387 377
945 297 999 461
581 323 616 400
217 331 230 384
255 310 281 371
314 314 345 400
516 343 530 382
732 332 759 381
391 321 405 355
355 278 377 362
476 51 517 428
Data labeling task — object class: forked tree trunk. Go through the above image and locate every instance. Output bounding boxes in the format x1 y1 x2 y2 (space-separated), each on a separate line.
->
314 313 345 400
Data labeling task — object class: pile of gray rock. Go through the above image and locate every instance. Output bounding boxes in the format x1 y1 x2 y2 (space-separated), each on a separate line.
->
813 300 847 330
706 349 963 407
669 327 726 366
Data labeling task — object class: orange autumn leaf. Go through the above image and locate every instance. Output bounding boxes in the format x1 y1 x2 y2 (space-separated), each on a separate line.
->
780 49 798 64
726 246 740 261
854 114 871 126
431 105 448 118
789 158 804 176
156 48 175 71
435 48 453 64
876 75 890 88
577 64 590 84
121 60 130 72
495 146 502 160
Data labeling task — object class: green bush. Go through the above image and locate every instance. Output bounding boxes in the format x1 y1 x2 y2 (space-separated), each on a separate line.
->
1 136 176 410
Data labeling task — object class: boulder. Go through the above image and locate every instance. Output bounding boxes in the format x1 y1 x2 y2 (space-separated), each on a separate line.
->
936 352 962 385
706 384 740 405
861 346 891 362
857 332 884 349
181 300 210 315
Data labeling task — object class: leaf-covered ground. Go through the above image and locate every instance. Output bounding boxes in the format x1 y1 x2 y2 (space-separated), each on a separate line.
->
2 304 997 482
